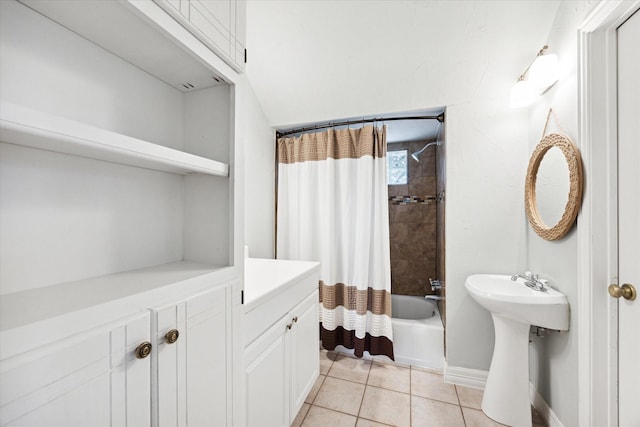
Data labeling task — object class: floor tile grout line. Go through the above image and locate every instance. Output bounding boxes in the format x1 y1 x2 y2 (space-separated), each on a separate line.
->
354 356 372 421
309 402 360 419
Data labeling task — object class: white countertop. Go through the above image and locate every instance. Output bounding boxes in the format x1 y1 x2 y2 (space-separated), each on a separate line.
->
244 258 320 311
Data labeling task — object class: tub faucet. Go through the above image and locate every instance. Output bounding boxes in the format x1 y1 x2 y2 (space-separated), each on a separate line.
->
429 278 442 291
511 271 549 292
424 295 444 301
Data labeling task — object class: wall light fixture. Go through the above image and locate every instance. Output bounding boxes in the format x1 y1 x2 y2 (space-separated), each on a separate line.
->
510 45 559 108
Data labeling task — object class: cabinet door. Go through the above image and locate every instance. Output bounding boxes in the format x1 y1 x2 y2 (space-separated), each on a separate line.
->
289 290 320 421
244 315 290 427
188 0 233 59
0 313 151 427
151 285 229 427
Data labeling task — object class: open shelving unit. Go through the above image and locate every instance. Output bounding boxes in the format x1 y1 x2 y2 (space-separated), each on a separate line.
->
0 102 230 177
0 0 240 341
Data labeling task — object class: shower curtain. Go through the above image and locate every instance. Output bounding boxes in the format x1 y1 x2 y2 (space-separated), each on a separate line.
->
276 125 394 360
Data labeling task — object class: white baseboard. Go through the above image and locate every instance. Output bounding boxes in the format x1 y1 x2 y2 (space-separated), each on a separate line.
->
444 362 564 427
443 360 488 389
529 383 565 427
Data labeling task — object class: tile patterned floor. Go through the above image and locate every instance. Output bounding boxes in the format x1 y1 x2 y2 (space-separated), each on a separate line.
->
292 349 547 427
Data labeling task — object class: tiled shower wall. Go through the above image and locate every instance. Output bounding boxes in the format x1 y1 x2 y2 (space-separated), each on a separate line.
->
388 141 438 296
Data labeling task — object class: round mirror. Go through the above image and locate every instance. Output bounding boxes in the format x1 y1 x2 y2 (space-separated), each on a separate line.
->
535 146 570 226
525 133 583 241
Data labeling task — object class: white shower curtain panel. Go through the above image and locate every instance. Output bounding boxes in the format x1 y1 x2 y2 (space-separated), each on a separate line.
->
276 125 394 359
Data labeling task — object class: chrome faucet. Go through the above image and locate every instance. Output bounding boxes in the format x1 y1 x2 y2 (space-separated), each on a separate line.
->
511 271 549 292
429 278 442 291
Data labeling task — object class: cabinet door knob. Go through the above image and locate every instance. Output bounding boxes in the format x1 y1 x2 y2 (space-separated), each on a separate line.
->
164 329 180 344
608 283 636 301
292 316 298 323
286 323 293 330
135 342 152 359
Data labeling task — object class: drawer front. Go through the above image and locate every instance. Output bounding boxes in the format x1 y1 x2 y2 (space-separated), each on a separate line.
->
243 271 318 347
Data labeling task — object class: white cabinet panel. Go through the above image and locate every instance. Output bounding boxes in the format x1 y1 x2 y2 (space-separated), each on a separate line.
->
244 316 290 427
151 284 229 427
0 313 151 427
289 291 320 421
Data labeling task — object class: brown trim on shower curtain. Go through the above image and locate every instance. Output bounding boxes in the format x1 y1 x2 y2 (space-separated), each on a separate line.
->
319 281 392 316
278 125 386 164
320 325 394 360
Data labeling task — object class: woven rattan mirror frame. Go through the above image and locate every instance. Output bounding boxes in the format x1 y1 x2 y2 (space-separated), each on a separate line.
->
525 133 583 241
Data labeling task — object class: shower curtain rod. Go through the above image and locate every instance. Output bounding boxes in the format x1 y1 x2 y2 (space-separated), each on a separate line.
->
276 113 445 138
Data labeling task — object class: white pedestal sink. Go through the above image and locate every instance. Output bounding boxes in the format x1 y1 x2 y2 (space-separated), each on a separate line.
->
465 274 569 427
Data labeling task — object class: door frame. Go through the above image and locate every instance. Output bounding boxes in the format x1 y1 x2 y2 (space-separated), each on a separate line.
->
577 1 640 426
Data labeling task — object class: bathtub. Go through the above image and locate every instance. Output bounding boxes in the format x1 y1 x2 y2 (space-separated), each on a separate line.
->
329 294 444 370
390 294 444 370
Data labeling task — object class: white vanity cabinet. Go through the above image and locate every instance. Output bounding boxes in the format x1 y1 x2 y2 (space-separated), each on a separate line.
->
243 259 320 427
0 313 152 427
155 0 247 72
0 1 244 426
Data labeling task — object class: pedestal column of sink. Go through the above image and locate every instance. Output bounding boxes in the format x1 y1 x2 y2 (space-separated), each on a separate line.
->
482 314 532 427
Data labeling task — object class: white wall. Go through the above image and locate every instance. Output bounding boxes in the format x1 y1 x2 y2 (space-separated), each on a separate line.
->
526 2 595 426
242 81 276 259
246 0 561 368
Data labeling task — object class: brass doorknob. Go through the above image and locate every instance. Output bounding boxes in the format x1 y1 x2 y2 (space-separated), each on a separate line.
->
135 342 152 359
164 329 180 344
608 283 636 301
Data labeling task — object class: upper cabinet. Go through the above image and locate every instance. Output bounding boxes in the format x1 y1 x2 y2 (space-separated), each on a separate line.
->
155 0 247 72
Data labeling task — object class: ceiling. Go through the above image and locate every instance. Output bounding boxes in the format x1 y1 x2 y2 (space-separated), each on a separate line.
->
245 1 562 128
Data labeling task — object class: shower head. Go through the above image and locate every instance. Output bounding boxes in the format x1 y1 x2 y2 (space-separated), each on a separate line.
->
411 141 439 162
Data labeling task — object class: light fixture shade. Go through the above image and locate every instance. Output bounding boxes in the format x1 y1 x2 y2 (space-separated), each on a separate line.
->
510 79 537 108
529 53 559 92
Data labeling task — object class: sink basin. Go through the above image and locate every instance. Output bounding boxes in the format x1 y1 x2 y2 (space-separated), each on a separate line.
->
465 274 569 330
465 274 569 427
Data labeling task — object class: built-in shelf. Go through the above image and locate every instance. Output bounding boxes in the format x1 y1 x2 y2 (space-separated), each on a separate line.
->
0 261 228 333
0 102 230 176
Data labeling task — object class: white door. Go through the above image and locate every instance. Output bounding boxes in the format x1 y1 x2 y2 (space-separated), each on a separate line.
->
616 9 640 427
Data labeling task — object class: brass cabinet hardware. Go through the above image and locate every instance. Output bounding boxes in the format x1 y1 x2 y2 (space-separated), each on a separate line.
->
135 342 152 359
164 329 180 344
292 316 298 323
608 283 636 301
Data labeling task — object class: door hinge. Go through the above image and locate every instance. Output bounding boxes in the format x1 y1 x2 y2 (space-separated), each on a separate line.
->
241 290 244 304
244 48 247 64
